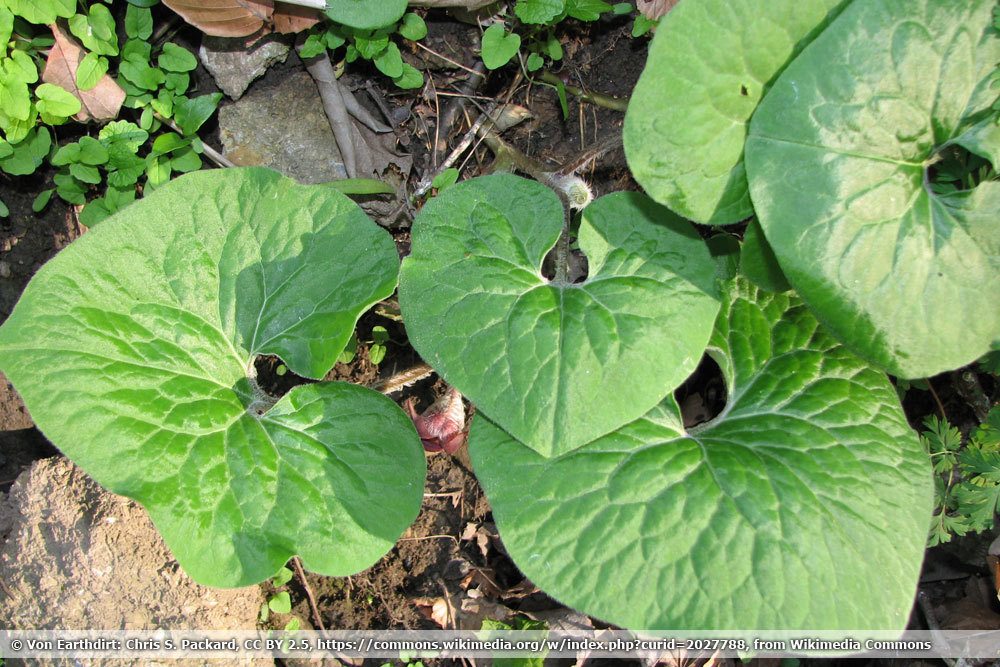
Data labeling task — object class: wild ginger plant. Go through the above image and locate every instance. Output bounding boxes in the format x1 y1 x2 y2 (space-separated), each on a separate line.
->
0 167 426 586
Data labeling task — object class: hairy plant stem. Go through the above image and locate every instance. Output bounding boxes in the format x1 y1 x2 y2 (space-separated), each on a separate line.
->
953 370 990 422
244 362 278 416
374 362 435 394
926 379 947 421
552 192 572 285
535 71 629 112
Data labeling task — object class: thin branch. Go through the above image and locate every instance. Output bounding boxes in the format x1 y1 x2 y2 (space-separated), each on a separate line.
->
411 105 497 201
552 192 572 284
534 70 629 112
413 41 481 76
437 61 487 155
399 534 460 545
927 379 947 421
291 556 326 632
433 91 497 101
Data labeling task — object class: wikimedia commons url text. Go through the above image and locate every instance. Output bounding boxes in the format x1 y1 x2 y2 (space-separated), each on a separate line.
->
2 630 997 660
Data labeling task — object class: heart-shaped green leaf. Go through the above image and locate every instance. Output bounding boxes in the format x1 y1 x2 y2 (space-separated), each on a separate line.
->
514 0 565 25
470 277 932 630
399 174 720 457
0 167 426 587
481 24 522 71
324 0 407 30
624 0 849 224
745 0 1000 378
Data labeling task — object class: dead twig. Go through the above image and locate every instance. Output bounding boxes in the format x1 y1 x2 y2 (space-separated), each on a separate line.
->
399 534 460 545
413 41 480 75
927 379 947 421
291 556 326 632
411 106 497 201
412 69 525 199
436 61 487 155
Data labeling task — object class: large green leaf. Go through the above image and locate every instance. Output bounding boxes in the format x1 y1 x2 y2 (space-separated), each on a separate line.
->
471 278 932 630
745 0 1000 378
325 0 406 30
0 167 425 587
399 174 720 457
623 0 849 225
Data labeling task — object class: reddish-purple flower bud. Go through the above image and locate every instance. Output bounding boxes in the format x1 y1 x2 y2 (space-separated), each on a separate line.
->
404 387 466 454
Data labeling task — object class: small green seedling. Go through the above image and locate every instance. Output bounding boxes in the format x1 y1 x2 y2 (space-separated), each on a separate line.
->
260 566 295 623
482 617 548 667
431 168 459 192
0 1 222 222
335 325 392 365
369 326 390 365
299 11 426 89
924 407 1000 547
481 24 522 71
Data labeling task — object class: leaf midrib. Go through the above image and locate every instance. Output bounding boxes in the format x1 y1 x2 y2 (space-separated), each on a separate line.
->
749 133 926 168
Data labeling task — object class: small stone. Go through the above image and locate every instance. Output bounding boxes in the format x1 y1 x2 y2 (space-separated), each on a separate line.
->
0 261 10 278
199 34 291 100
219 70 347 183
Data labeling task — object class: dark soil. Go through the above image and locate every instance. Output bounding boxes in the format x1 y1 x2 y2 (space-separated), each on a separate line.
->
0 7 998 667
0 168 76 489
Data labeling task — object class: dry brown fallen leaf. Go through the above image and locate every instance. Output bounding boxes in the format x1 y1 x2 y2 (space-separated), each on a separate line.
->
460 521 495 558
162 0 319 38
636 0 679 21
162 0 274 38
43 25 125 122
460 568 503 599
273 4 321 33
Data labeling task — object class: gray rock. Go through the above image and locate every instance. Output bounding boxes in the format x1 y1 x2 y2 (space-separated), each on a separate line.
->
219 70 348 183
0 457 272 666
200 35 291 101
